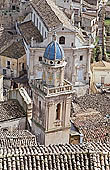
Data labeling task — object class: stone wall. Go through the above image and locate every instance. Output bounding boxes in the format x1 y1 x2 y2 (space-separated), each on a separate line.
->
0 117 26 131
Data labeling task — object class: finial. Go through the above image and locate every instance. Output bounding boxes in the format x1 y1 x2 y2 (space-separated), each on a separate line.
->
52 32 57 41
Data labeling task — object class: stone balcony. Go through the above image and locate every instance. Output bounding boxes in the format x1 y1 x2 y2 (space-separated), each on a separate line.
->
31 79 74 96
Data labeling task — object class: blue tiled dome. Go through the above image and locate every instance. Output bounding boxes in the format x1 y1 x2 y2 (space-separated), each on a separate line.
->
44 41 64 60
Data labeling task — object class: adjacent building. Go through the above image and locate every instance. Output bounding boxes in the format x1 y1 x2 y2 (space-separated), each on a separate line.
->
0 99 26 131
0 39 26 78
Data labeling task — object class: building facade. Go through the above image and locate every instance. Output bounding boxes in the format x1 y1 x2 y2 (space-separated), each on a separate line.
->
17 0 94 96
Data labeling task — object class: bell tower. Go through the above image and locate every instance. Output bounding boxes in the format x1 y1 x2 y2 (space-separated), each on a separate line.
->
32 33 74 145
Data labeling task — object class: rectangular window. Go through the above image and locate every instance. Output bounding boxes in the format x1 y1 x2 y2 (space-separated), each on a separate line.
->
37 18 38 27
34 14 35 24
42 27 44 37
45 31 47 38
80 56 83 61
39 22 41 32
56 103 61 120
101 77 105 84
3 69 6 75
39 101 41 113
39 57 42 61
31 12 32 20
7 61 10 69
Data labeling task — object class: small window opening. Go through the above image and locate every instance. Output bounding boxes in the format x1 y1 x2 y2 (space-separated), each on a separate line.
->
39 22 41 32
3 69 6 75
80 56 83 61
56 103 61 120
59 36 65 44
39 101 41 113
22 63 24 71
45 32 47 38
34 14 35 24
37 18 38 27
50 61 53 64
12 5 15 10
71 42 74 47
7 61 10 69
39 57 42 61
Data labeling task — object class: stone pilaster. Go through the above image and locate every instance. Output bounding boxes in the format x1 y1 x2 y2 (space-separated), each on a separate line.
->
72 53 77 84
86 49 91 83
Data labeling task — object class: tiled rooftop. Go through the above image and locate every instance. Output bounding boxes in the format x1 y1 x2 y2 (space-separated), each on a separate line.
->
18 21 43 44
0 130 37 147
0 100 25 122
31 0 61 29
31 0 76 31
0 29 13 50
0 39 25 59
72 94 110 142
0 141 110 169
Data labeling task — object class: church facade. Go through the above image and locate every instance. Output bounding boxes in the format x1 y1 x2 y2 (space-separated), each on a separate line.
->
17 0 94 96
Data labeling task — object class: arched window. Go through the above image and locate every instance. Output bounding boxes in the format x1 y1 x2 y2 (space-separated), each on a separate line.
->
59 36 65 44
56 103 61 120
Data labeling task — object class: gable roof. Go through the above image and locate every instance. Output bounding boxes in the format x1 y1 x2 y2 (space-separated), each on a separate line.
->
31 0 77 32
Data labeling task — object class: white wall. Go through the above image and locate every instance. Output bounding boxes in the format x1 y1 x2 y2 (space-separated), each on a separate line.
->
0 117 26 131
45 129 70 145
31 8 48 39
55 0 80 9
94 69 110 84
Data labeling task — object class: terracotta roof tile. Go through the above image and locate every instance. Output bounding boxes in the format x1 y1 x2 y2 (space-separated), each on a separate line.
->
0 100 25 122
18 21 43 44
72 94 110 143
0 141 110 169
0 39 25 59
0 29 13 49
31 0 77 32
0 130 37 147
